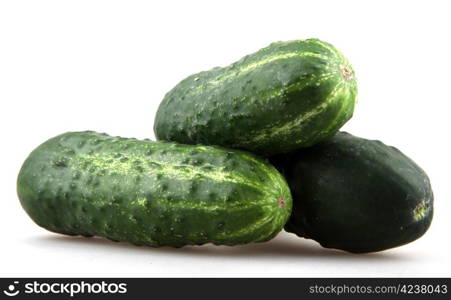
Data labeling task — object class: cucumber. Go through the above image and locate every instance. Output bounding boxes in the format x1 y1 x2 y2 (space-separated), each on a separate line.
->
270 132 433 253
154 38 357 155
17 131 292 247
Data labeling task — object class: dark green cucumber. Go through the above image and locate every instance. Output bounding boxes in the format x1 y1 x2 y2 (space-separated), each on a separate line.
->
17 131 292 247
154 38 357 155
270 132 433 253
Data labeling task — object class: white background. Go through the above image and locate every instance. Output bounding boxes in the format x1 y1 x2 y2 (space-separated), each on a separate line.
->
1 0 450 277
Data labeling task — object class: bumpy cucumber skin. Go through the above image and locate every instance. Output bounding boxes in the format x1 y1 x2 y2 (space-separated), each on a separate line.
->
270 132 433 253
17 131 292 247
154 38 357 156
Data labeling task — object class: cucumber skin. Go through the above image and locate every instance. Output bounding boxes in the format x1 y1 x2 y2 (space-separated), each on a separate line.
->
17 131 292 247
154 38 357 156
270 132 433 253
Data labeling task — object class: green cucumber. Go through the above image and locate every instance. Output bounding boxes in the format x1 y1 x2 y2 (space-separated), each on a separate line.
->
154 38 357 155
270 132 433 253
17 131 292 247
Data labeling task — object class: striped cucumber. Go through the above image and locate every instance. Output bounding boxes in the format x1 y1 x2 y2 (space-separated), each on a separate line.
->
154 38 357 155
17 131 292 247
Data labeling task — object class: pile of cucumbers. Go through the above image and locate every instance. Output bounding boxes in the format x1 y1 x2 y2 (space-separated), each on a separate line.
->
17 38 433 253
